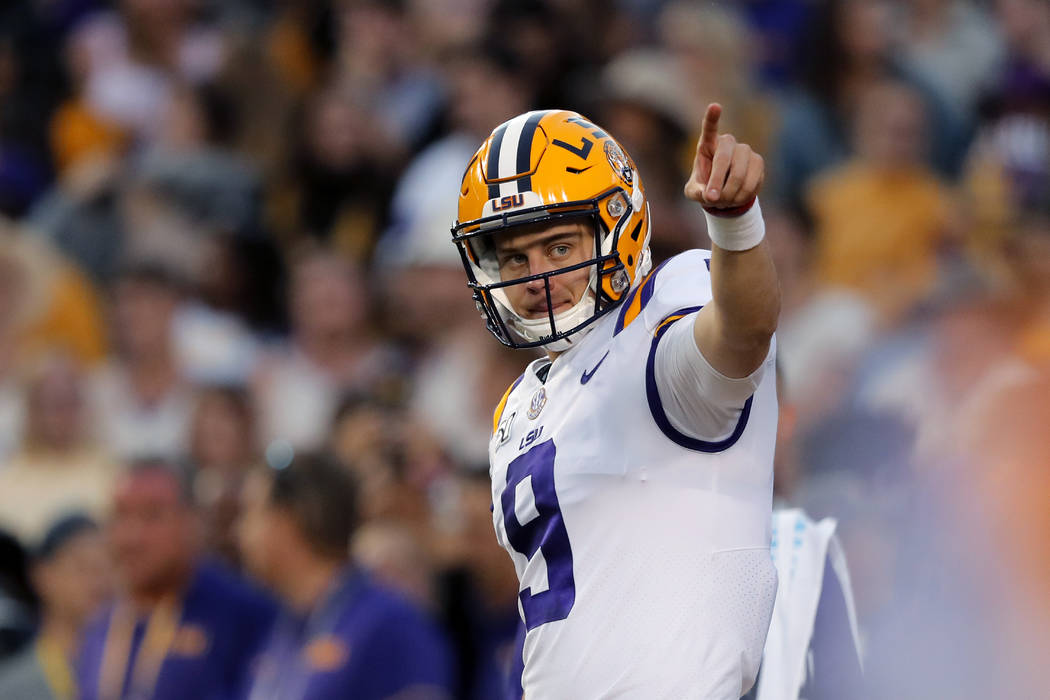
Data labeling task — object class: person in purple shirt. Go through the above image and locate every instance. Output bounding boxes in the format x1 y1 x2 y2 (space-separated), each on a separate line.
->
238 452 454 700
77 461 277 700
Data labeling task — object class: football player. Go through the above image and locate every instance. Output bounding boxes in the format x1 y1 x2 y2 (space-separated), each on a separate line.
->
452 103 779 698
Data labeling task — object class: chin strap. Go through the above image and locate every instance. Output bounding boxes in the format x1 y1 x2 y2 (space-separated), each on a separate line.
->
510 286 598 352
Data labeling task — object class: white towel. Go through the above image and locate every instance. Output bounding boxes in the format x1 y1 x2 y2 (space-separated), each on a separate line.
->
756 508 862 700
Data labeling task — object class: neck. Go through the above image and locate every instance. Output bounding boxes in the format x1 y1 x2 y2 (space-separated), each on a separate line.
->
127 561 193 613
37 613 80 656
280 556 344 613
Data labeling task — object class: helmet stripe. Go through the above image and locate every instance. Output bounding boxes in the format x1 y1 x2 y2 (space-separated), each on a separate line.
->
515 111 547 193
497 112 529 196
490 110 551 197
486 122 509 199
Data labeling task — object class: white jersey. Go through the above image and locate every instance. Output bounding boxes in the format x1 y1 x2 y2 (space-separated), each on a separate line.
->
489 250 779 699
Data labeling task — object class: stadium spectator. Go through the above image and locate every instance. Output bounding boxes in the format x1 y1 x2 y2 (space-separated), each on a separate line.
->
90 263 194 462
897 0 1005 120
961 0 1050 276
0 353 118 543
0 514 110 700
806 79 954 323
239 452 454 699
769 0 967 213
328 394 411 523
131 81 261 244
63 0 226 144
30 80 252 290
77 461 276 700
26 148 126 285
658 1 777 158
332 0 444 152
408 326 526 468
0 224 108 468
254 250 401 451
0 221 108 368
189 385 258 568
272 85 403 259
988 0 1050 120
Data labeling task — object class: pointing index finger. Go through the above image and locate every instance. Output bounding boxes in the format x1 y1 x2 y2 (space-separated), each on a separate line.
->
699 103 723 155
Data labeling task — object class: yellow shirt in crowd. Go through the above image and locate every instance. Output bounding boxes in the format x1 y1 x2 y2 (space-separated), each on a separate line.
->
807 162 949 321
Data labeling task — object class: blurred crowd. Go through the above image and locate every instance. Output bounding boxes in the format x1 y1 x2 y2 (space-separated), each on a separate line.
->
0 0 1046 698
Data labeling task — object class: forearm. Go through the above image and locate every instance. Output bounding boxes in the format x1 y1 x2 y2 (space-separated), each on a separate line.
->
710 238 779 340
684 102 779 378
694 205 780 378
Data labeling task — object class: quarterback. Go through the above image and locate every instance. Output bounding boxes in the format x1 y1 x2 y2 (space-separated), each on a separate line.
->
452 104 780 698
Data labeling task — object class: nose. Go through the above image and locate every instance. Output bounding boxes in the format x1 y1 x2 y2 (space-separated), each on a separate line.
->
523 250 557 293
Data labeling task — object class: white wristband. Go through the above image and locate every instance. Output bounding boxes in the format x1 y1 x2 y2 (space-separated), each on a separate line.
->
703 198 765 251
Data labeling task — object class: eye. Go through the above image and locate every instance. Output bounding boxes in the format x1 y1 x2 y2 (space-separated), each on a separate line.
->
550 244 571 258
499 253 527 269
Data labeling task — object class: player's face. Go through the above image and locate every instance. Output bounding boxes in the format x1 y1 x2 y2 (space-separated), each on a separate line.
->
493 220 593 320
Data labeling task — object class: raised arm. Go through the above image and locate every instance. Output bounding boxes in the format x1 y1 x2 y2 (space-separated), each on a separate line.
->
684 103 780 379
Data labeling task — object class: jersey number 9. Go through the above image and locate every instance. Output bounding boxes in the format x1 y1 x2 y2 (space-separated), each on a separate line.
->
500 439 576 630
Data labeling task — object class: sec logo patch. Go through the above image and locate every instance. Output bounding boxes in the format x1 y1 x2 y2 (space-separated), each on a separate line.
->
527 387 547 420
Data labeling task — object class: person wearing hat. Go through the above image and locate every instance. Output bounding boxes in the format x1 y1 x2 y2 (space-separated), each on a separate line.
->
0 513 111 700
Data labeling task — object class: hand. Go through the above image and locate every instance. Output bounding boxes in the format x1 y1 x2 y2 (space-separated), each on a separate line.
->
683 103 765 210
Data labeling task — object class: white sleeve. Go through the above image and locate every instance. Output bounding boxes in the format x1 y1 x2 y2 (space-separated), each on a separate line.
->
653 312 771 441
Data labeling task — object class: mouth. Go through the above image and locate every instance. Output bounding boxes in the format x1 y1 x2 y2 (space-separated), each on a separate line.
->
526 300 573 319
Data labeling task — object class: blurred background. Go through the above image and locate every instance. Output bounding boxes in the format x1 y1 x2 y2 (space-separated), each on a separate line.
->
0 0 1046 698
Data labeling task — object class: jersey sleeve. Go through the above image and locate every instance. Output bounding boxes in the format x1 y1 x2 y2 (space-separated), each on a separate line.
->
654 314 773 442
635 249 772 443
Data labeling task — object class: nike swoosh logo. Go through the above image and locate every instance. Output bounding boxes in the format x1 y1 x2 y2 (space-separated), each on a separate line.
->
580 351 610 384
566 165 593 174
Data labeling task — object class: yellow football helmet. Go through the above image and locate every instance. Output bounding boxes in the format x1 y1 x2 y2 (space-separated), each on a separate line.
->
452 110 652 351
